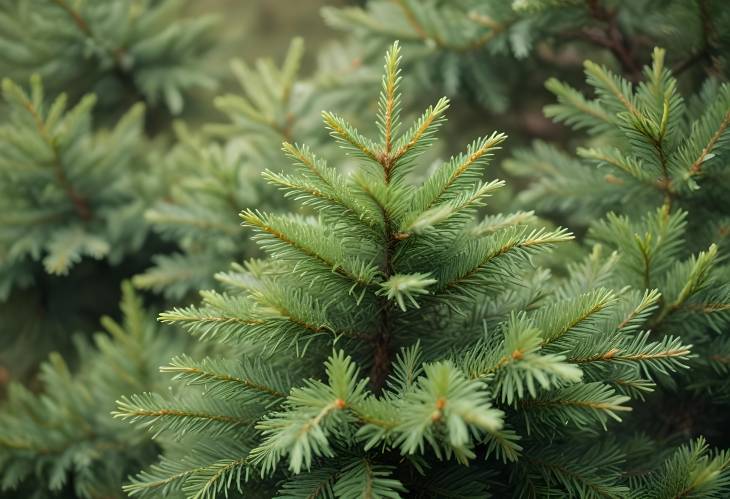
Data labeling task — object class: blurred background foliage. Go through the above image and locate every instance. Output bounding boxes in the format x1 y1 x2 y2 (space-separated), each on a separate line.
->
0 0 719 391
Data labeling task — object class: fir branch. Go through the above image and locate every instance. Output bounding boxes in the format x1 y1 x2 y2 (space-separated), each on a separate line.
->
242 210 378 287
584 60 639 116
161 355 289 401
544 77 615 132
390 97 450 173
322 111 380 164
8 78 93 220
688 108 730 176
520 382 631 431
537 288 616 346
50 0 148 107
651 244 719 327
114 393 255 439
333 459 406 498
442 227 572 292
393 0 507 52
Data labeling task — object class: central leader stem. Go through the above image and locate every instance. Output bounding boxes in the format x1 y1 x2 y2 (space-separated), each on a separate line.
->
371 156 397 393
371 222 396 393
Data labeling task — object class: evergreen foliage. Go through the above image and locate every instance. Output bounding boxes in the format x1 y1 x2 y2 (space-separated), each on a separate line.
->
0 2 729 498
324 0 729 113
588 208 730 400
134 39 320 299
507 49 730 412
500 34 730 496
0 76 151 297
0 74 161 378
112 44 730 498
0 283 189 498
134 37 387 300
507 47 730 242
0 0 217 116
0 0 220 382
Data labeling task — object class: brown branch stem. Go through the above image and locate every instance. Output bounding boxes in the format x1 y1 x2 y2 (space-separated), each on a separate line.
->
570 0 642 81
52 0 148 108
371 222 396 393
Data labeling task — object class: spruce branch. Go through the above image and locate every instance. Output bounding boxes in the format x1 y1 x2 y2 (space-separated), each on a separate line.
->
392 0 508 52
688 109 730 176
322 111 381 165
650 243 719 328
161 355 290 402
441 226 573 293
49 0 152 109
3 78 93 221
114 392 256 439
544 77 615 132
582 0 642 81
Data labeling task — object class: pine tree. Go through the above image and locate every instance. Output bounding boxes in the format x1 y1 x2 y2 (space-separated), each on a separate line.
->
111 43 730 498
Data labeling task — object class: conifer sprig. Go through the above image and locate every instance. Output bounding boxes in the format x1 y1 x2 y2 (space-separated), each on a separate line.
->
117 43 701 498
0 76 149 295
509 47 730 228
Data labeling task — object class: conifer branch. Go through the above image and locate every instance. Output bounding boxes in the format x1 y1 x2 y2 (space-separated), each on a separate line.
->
391 97 449 167
651 244 718 327
524 454 624 498
20 89 92 220
95 40 730 499
392 0 507 52
444 228 572 291
161 360 288 400
242 210 375 287
51 0 147 106
688 109 730 176
424 133 506 211
581 0 642 81
379 41 401 156
584 61 639 116
322 112 380 164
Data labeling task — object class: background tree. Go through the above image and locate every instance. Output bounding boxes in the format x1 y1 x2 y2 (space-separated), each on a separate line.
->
0 283 193 497
505 45 730 452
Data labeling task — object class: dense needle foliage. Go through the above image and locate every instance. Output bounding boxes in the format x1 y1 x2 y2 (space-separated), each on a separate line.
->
0 1 729 498
112 44 728 498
